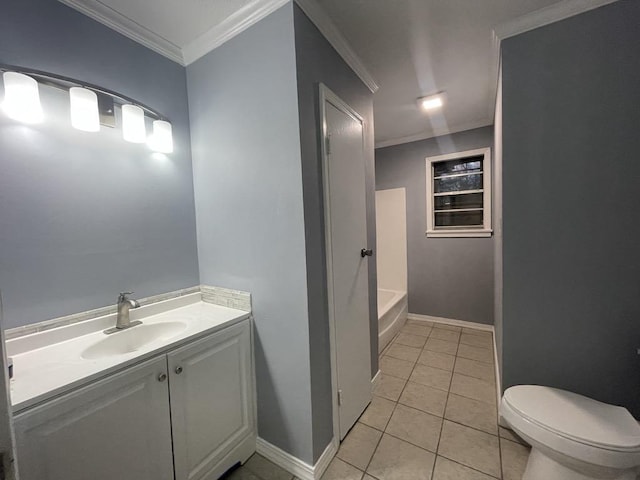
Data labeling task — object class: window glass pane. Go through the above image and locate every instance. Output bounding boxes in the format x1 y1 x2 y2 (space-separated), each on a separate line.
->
434 193 483 210
434 173 482 193
433 156 483 177
435 211 483 227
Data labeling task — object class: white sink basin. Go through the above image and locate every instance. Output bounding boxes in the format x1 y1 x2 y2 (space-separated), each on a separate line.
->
81 321 187 360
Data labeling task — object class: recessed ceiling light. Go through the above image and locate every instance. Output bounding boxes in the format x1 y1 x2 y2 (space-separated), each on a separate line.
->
418 93 445 111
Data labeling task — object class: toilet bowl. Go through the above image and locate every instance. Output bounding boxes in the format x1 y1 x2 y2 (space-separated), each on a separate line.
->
500 385 640 480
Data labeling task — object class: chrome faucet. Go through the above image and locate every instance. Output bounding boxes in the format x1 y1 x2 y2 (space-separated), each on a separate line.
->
105 292 141 334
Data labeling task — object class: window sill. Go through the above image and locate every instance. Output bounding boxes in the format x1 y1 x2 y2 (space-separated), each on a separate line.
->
426 229 493 238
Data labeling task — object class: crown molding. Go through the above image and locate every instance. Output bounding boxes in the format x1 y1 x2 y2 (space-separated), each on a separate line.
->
57 0 378 94
182 0 289 65
494 0 619 40
375 118 493 150
293 0 379 93
57 0 184 65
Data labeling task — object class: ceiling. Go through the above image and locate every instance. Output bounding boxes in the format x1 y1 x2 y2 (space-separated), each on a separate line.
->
316 0 561 146
61 0 606 147
96 0 255 47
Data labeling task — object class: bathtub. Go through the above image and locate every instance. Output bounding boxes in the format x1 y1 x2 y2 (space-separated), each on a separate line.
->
377 288 408 353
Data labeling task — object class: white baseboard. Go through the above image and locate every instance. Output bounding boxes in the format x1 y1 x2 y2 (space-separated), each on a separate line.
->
407 313 493 332
256 437 337 480
312 439 337 479
492 330 502 407
372 369 381 389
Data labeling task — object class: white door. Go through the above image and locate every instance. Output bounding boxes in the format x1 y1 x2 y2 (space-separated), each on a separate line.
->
14 357 174 480
321 85 372 440
168 320 255 480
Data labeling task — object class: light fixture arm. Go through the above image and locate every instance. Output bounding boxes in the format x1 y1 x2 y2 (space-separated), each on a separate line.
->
0 63 169 122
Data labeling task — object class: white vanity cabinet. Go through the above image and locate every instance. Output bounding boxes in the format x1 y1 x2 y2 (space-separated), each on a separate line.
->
14 356 175 480
14 318 255 480
169 319 255 480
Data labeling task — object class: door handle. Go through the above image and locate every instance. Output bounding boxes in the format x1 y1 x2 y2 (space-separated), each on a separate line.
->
361 248 373 257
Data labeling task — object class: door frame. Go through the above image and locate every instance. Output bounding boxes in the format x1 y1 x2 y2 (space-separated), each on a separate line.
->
0 292 19 479
318 83 368 447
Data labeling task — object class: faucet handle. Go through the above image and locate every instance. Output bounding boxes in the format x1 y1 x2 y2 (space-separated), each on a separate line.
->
118 292 134 301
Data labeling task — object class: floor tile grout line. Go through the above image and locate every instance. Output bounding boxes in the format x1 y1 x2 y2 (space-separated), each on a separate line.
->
392 329 459 396
395 395 445 419
437 451 502 479
397 330 431 339
447 371 498 408
396 323 451 399
452 371 496 383
444 335 504 479
457 342 494 357
379 353 420 381
434 448 504 479
497 436 505 480
452 357 497 382
375 327 502 478
441 414 501 438
386 340 496 397
416 342 457 375
332 450 370 478
377 388 500 438
342 327 502 480
451 370 497 389
381 428 440 457
459 338 494 348
322 334 508 478
334 419 384 475
428 328 460 479
390 341 421 405
378 325 443 478
360 333 407 479
393 341 427 350
383 352 420 364
333 459 366 479
360 392 399 478
460 328 493 338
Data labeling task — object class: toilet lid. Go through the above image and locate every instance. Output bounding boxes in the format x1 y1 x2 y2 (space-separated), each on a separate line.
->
504 386 640 451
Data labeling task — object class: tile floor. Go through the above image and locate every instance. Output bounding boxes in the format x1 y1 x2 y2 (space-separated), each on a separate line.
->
226 319 531 480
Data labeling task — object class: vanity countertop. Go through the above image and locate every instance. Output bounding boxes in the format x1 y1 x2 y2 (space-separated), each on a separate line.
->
8 294 250 413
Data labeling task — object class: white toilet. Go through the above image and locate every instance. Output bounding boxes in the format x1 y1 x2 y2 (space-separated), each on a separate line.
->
500 385 640 480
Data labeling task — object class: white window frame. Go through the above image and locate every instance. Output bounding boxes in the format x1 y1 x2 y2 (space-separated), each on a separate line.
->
426 147 492 238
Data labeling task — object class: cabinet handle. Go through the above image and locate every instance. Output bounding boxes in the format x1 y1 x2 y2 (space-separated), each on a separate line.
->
158 373 167 382
175 366 183 375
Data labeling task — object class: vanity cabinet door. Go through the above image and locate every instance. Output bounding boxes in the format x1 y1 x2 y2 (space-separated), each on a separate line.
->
14 356 174 480
168 319 255 480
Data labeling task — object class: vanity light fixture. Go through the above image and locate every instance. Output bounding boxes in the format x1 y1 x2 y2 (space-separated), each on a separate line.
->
0 64 173 154
1 71 44 124
418 93 445 111
69 87 100 132
122 104 146 143
148 120 173 154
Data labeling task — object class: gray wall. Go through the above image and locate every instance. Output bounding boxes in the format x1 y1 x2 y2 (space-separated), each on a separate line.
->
293 5 376 462
501 1 640 415
0 0 199 329
376 127 494 325
187 4 316 464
